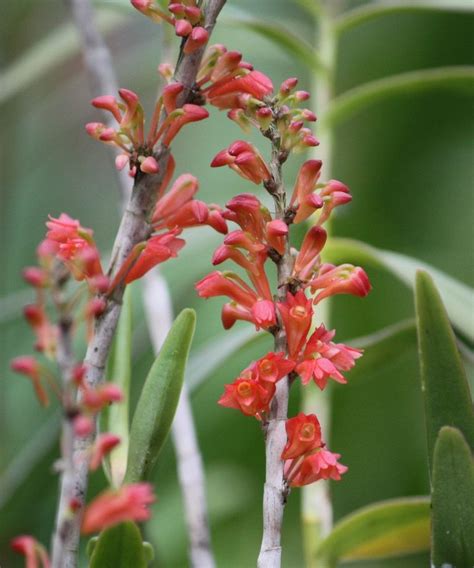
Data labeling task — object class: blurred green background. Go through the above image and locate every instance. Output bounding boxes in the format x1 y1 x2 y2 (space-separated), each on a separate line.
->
1 1 473 566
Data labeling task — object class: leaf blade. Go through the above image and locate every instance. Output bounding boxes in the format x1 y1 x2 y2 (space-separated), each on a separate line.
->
431 427 474 567
323 237 474 343
89 522 147 568
415 270 474 475
314 497 430 564
125 308 195 483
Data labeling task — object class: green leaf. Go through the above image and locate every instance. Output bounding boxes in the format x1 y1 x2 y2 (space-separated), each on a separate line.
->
323 238 474 343
335 1 474 36
104 286 133 487
314 497 430 565
432 427 474 567
187 326 269 393
125 308 195 482
323 67 474 127
415 271 474 475
221 7 328 76
0 10 126 105
89 522 148 567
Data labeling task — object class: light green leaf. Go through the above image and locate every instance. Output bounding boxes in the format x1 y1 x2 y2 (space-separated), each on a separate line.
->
415 271 474 475
221 7 328 76
432 427 474 567
187 326 269 393
335 1 474 36
314 497 430 565
0 10 126 105
104 286 133 487
324 238 474 343
125 308 195 482
89 522 148 567
323 67 474 127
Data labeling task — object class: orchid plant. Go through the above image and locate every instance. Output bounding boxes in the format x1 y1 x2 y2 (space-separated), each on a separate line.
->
5 1 473 567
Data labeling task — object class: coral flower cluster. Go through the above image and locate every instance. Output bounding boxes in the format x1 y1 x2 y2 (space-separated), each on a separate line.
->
131 0 209 55
195 47 371 487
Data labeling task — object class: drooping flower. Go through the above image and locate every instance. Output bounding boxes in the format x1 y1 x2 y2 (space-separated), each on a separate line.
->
293 225 327 281
211 140 271 184
11 535 50 568
295 324 363 390
287 449 348 487
281 413 322 460
89 433 121 471
10 356 49 406
82 483 155 534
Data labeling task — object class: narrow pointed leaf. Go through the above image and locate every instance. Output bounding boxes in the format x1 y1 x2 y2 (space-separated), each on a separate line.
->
125 308 195 482
432 427 474 567
415 270 474 475
335 1 474 36
89 522 147 567
324 67 474 127
221 7 328 76
104 286 133 487
324 238 474 343
314 497 430 564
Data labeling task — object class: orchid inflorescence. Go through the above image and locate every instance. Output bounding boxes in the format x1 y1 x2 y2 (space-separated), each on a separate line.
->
195 47 371 487
10 3 371 562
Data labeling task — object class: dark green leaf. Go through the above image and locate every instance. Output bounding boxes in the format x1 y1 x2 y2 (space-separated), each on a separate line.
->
125 308 195 482
89 522 147 567
432 427 474 567
415 270 474 475
314 497 430 565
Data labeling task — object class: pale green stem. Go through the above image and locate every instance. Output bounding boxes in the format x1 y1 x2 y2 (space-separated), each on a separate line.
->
301 2 340 567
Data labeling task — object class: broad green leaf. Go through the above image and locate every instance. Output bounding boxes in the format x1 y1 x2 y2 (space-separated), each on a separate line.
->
104 286 133 487
89 522 148 567
314 497 430 565
324 238 474 343
221 7 328 76
187 326 269 393
335 1 474 36
0 10 126 105
415 271 474 475
125 308 195 482
323 67 474 128
432 427 474 567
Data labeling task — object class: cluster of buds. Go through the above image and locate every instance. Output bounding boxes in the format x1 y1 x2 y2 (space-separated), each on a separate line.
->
195 48 371 487
132 0 208 55
86 86 208 177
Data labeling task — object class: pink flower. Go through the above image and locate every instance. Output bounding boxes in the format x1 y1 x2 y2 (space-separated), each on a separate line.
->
211 141 271 184
289 160 324 223
90 433 121 471
11 535 50 568
218 377 275 418
281 413 322 460
293 226 327 281
247 352 295 384
309 264 371 304
287 449 348 487
276 292 313 358
295 324 363 390
82 483 155 534
10 356 48 406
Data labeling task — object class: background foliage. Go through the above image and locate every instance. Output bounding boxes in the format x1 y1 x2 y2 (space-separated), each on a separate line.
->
1 1 473 566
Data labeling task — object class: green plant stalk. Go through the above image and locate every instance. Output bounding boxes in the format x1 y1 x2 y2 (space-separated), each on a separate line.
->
301 2 340 566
